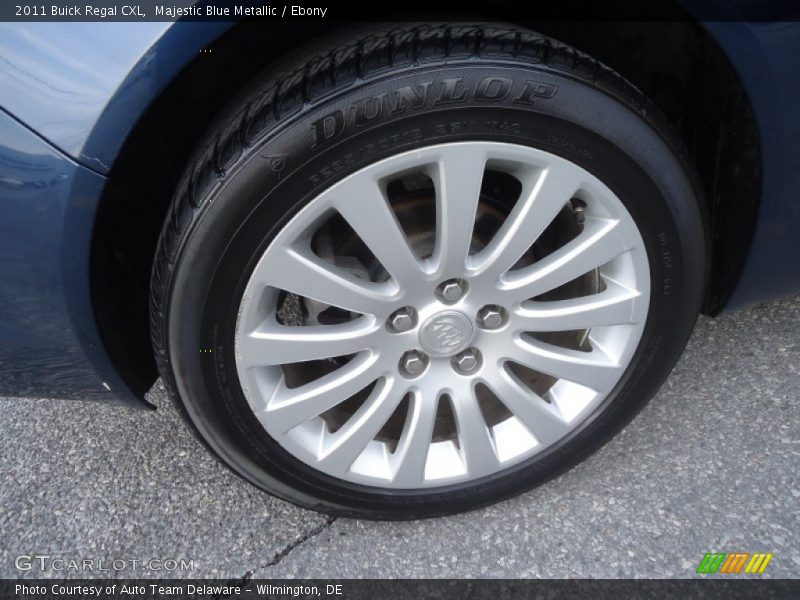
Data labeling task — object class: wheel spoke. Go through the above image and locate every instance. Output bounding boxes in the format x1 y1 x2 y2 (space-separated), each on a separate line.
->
432 148 487 276
450 381 500 478
506 335 622 392
391 388 438 487
482 369 571 445
331 174 423 285
264 352 382 433
239 319 378 367
256 246 395 315
235 141 651 489
472 162 581 277
500 217 630 302
514 279 641 332
318 376 406 475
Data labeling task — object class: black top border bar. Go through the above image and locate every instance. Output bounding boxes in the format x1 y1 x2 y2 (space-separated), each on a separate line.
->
2 0 800 23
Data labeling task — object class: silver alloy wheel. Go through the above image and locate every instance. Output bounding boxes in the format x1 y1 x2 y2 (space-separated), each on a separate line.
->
235 142 650 489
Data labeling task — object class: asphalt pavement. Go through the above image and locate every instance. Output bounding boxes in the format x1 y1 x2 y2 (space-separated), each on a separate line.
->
1 295 798 579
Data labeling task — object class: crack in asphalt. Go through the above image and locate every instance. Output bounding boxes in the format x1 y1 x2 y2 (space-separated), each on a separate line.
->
242 516 337 581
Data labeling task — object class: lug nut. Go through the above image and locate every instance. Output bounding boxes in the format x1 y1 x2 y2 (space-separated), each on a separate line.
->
400 350 428 377
437 279 466 304
453 348 481 374
477 305 505 330
388 307 416 333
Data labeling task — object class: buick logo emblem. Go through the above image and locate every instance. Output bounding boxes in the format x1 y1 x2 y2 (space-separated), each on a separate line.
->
419 312 474 356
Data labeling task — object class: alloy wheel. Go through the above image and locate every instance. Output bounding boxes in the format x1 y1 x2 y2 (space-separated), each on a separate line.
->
234 142 650 488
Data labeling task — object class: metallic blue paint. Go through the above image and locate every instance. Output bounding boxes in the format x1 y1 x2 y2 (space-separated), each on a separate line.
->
0 108 136 403
0 22 232 402
702 20 800 309
0 21 231 173
0 15 798 402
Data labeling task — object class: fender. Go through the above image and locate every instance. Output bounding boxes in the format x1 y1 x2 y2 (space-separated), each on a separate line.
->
0 21 233 402
0 21 233 174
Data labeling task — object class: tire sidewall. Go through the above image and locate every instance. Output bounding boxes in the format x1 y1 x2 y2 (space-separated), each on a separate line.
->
165 61 704 517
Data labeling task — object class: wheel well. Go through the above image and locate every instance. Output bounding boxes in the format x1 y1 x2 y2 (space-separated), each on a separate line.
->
532 21 761 316
90 20 760 398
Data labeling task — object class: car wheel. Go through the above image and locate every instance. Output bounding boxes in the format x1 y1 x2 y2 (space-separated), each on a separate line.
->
151 23 705 518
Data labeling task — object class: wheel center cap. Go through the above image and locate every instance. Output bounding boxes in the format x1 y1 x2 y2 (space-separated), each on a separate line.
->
419 311 474 357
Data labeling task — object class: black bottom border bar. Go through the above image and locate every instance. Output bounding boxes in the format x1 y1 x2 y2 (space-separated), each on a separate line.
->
2 579 799 600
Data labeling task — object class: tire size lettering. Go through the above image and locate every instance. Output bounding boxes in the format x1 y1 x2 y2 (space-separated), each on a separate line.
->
307 128 424 186
657 232 673 295
307 153 357 186
544 134 594 160
435 121 475 135
484 120 521 134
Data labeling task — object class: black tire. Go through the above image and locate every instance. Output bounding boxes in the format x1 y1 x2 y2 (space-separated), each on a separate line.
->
150 23 705 518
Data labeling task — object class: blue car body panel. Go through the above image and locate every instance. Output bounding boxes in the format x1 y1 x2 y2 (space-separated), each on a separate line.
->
702 20 800 309
0 22 233 402
0 22 230 173
0 109 135 402
0 11 798 402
